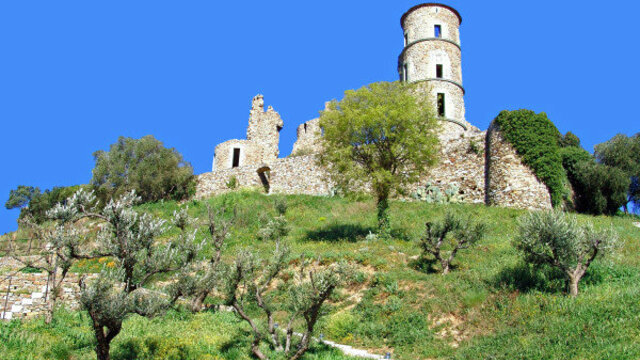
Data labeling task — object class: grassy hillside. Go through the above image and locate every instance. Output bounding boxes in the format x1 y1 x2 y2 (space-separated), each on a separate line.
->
2 190 640 360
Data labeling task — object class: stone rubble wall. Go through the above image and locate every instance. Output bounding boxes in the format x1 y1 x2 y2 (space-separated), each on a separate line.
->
198 129 551 211
485 121 553 210
292 118 322 156
0 258 89 321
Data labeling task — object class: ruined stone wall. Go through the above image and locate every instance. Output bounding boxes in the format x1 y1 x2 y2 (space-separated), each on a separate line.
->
292 118 322 156
198 127 552 212
246 95 283 163
213 139 261 171
485 122 553 210
0 258 88 321
409 131 487 204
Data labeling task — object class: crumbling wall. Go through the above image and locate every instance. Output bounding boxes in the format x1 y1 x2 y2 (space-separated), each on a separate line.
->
485 121 553 210
246 94 283 163
291 118 322 156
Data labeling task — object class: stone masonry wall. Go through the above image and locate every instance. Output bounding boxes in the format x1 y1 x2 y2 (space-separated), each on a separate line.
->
0 257 88 321
292 118 322 156
485 121 553 210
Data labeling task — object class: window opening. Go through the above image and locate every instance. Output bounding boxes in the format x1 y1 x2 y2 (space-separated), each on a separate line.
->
403 63 409 82
436 64 443 78
435 25 442 38
437 93 446 117
303 123 307 133
232 148 241 168
404 33 408 46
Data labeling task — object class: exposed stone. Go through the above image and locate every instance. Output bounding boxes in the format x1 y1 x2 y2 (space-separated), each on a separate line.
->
197 4 553 211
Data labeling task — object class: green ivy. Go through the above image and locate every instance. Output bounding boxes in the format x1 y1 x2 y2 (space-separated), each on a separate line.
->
494 110 565 207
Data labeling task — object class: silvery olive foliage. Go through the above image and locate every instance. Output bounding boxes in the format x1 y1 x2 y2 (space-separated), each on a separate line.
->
48 189 201 360
514 210 620 296
168 203 235 312
419 211 486 274
258 199 290 242
222 240 353 360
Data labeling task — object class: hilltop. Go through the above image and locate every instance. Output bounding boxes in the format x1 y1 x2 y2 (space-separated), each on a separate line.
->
2 191 640 360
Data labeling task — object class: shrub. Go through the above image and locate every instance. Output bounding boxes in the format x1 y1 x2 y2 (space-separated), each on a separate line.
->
514 210 619 296
418 212 486 274
91 135 195 204
6 184 87 223
225 176 238 190
571 161 630 215
493 110 565 207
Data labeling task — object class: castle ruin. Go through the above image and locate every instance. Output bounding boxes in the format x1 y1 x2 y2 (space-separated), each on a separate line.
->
197 3 552 211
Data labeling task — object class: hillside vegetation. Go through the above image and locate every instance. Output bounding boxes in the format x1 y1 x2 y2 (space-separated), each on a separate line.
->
2 191 640 360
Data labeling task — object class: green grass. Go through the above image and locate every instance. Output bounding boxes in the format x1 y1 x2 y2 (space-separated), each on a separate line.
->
3 190 640 359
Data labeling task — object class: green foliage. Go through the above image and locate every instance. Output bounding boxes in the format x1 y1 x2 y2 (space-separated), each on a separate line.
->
47 190 202 360
225 176 238 190
91 135 195 204
571 161 630 215
595 133 640 211
412 183 463 204
467 140 483 156
514 210 619 296
5 185 38 210
493 110 565 207
319 81 440 232
559 146 593 181
418 212 486 274
559 131 581 148
5 184 87 223
4 193 640 360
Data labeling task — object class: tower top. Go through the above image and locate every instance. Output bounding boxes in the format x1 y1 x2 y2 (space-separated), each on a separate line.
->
400 3 462 27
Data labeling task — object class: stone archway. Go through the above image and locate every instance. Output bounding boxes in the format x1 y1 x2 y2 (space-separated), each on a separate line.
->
257 166 271 194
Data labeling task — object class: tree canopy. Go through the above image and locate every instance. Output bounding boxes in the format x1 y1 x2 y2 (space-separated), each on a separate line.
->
594 133 640 212
319 81 440 233
91 135 195 203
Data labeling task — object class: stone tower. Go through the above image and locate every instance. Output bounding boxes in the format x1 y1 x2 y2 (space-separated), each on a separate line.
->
398 3 470 139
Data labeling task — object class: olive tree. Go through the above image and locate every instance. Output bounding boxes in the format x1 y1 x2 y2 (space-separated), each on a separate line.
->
222 241 352 360
7 216 83 324
419 212 486 274
48 190 200 360
514 210 619 297
319 81 439 234
169 203 235 312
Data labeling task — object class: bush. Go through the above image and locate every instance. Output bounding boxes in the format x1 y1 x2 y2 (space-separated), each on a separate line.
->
571 161 630 215
91 135 195 204
6 184 88 223
493 110 565 207
514 210 619 296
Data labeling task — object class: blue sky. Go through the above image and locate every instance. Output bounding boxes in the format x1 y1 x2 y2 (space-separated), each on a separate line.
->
1 1 638 233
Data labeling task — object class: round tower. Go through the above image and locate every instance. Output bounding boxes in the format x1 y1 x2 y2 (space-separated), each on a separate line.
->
398 3 470 138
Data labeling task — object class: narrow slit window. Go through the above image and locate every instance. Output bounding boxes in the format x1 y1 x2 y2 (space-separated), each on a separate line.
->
404 33 408 46
437 93 446 117
436 64 443 78
403 63 409 82
435 25 442 38
303 123 307 133
232 148 241 168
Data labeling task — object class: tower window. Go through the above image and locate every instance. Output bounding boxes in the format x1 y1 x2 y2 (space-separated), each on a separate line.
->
435 25 442 38
232 148 241 168
303 123 307 133
436 64 443 78
437 93 446 117
404 32 408 46
403 63 409 82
